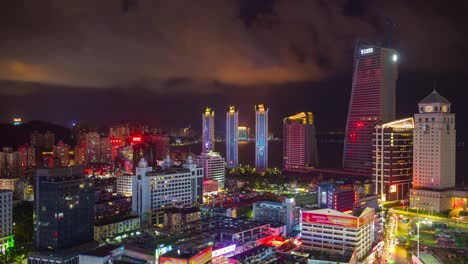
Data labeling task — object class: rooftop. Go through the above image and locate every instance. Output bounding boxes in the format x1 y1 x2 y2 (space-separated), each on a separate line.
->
301 249 355 262
229 245 273 260
82 244 123 257
95 214 139 227
420 90 451 104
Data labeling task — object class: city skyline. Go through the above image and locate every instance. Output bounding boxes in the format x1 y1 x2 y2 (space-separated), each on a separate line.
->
1 2 468 263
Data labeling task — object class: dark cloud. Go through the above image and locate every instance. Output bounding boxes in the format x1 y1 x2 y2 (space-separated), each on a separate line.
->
0 0 466 94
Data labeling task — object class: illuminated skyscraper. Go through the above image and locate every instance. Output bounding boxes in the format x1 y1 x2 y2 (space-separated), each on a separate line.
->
255 104 268 171
226 106 238 168
373 118 414 201
202 107 215 153
283 112 318 172
343 41 399 175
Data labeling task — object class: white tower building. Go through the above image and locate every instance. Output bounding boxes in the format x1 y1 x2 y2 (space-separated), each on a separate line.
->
132 157 203 226
413 90 456 189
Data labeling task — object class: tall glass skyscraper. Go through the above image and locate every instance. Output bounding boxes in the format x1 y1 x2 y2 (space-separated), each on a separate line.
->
202 107 215 153
255 104 268 172
343 40 399 175
283 112 318 172
226 106 238 168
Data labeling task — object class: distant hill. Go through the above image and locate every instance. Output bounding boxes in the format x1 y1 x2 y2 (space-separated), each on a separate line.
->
0 120 71 149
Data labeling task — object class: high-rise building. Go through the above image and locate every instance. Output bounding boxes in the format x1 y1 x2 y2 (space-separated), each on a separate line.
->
0 148 22 178
301 208 375 260
35 166 94 251
373 118 414 202
18 144 36 168
196 151 225 189
238 126 250 141
255 104 268 171
226 106 238 168
85 132 101 164
409 91 460 213
343 41 399 175
109 124 130 142
100 137 112 163
283 112 318 172
413 91 455 189
116 174 133 197
131 134 170 172
202 107 215 153
132 156 203 226
53 140 70 166
30 131 55 149
0 191 14 254
74 144 86 165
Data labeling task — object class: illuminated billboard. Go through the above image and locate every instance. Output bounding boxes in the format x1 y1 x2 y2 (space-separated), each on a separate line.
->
389 185 397 193
189 246 212 264
159 257 187 264
302 212 357 228
132 136 142 143
212 245 236 258
358 210 375 227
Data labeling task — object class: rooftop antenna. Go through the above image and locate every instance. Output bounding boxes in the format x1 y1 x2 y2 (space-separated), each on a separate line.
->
385 17 394 48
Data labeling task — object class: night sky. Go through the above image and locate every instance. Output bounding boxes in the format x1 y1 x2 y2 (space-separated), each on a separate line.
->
1 0 467 137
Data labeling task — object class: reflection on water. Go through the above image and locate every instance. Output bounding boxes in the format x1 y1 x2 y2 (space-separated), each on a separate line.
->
172 140 343 169
173 140 467 185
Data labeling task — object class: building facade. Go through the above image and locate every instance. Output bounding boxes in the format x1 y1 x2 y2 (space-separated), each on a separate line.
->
301 208 375 260
373 118 414 202
35 166 95 251
410 91 458 212
196 151 225 189
0 191 14 254
318 182 356 212
116 174 133 197
202 107 215 153
94 215 140 242
255 104 268 172
253 198 299 235
283 112 318 172
85 132 101 164
132 156 203 226
53 141 70 166
343 41 398 175
226 106 239 169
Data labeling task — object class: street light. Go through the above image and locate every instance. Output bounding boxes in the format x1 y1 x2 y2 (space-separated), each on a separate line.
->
416 222 420 261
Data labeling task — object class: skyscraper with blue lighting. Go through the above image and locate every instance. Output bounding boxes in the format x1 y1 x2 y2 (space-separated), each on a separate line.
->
202 107 215 153
255 104 268 171
226 106 238 168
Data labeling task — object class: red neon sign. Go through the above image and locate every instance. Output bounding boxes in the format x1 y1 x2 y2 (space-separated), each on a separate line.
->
132 136 142 142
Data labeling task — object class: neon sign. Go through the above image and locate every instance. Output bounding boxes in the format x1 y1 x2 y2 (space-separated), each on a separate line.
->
212 244 236 258
360 48 374 55
132 136 142 142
